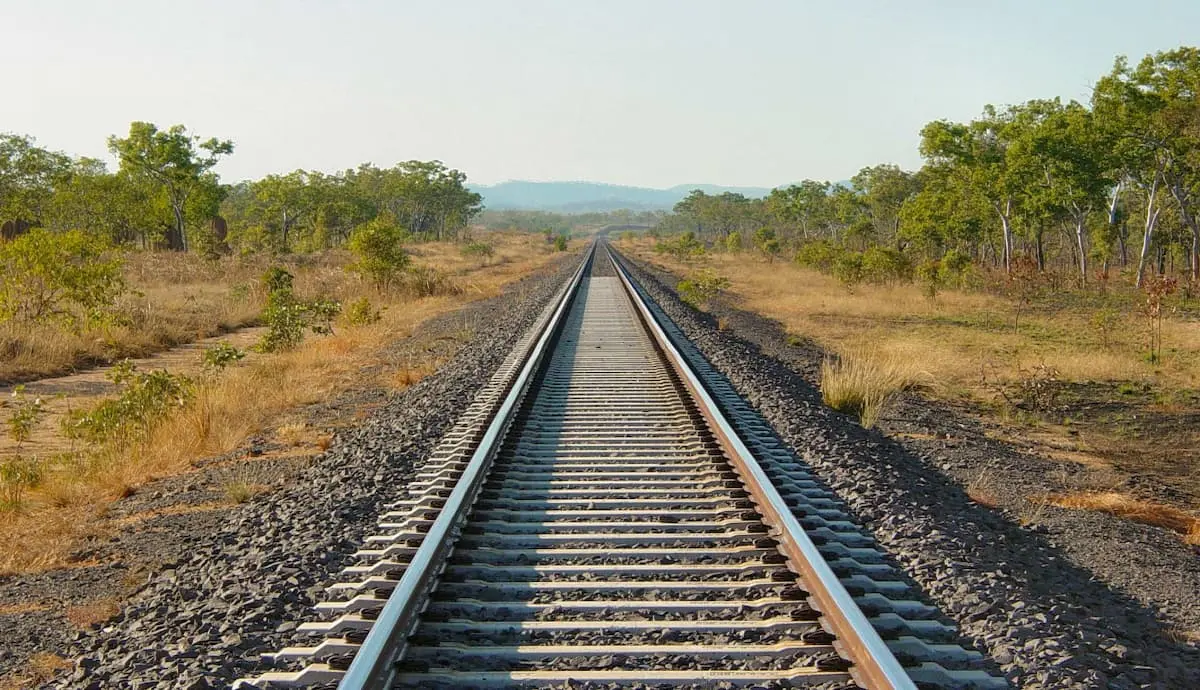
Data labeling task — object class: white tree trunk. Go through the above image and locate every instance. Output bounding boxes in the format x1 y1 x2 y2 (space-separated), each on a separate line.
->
1135 181 1161 288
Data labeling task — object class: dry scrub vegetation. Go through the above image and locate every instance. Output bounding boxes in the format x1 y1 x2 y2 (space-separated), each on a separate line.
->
0 231 565 575
623 237 1200 542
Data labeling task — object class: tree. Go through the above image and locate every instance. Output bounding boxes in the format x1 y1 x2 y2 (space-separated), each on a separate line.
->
45 159 162 247
250 170 316 250
0 228 125 326
108 122 233 251
850 164 920 248
0 134 71 226
765 181 831 240
1008 99 1113 282
1093 49 1200 285
348 216 411 289
919 109 1023 272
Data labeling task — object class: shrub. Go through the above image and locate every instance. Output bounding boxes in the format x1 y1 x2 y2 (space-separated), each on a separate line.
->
345 296 382 325
916 259 942 298
5 385 45 447
820 347 920 428
677 269 731 309
655 232 705 262
461 241 494 258
753 228 781 260
553 234 568 252
349 217 411 290
63 360 194 444
201 343 246 372
725 231 743 252
794 240 843 272
832 251 865 286
939 248 972 284
0 228 125 328
0 457 42 511
404 266 463 297
861 246 912 283
256 268 342 352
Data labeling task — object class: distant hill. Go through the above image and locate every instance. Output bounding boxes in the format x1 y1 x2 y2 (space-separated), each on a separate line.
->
472 181 774 212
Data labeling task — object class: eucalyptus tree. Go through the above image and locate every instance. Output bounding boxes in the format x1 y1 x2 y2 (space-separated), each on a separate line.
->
1006 99 1114 282
46 158 161 247
918 108 1023 272
1093 48 1200 284
249 170 317 250
850 164 920 248
0 133 72 228
108 122 233 251
764 180 831 240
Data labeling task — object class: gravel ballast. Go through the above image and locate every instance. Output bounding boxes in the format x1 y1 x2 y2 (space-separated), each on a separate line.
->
618 251 1200 689
20 255 579 690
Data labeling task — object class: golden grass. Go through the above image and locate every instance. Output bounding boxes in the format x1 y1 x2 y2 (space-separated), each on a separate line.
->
0 601 50 615
819 344 924 428
64 599 120 629
0 254 269 385
1 652 71 689
623 238 1200 397
0 231 564 575
1047 491 1200 541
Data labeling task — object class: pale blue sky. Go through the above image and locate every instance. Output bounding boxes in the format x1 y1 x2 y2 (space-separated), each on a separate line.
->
5 0 1198 187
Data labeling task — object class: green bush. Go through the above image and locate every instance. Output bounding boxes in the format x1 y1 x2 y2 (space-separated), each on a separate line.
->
257 268 342 352
63 361 194 444
345 296 383 325
939 248 972 287
0 228 125 328
461 241 494 258
655 232 705 262
794 240 844 272
349 216 411 290
916 259 942 298
861 246 913 283
677 269 731 309
753 228 781 259
553 234 568 252
832 251 865 286
0 457 42 510
201 343 246 372
5 385 45 447
726 231 743 252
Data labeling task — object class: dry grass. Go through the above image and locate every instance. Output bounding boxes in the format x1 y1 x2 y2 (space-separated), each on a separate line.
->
1047 491 1200 541
819 344 924 428
621 236 1200 533
965 469 1002 508
0 652 71 689
623 238 1200 397
0 601 50 615
64 599 120 629
0 231 564 575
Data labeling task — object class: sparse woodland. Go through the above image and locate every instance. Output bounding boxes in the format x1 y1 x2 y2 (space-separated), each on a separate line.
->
634 46 1200 541
657 47 1200 291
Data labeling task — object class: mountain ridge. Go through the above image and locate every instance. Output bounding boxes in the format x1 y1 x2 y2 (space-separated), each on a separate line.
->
472 180 775 212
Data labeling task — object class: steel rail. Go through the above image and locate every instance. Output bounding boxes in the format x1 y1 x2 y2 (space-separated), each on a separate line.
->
608 245 917 690
337 244 595 690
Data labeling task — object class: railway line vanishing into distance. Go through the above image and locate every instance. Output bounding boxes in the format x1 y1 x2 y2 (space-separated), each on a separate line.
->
240 242 1003 689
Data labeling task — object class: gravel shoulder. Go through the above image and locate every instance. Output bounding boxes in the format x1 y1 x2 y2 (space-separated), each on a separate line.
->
619 252 1200 689
0 254 578 690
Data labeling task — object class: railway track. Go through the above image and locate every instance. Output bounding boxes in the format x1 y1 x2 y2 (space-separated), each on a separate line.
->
241 243 1003 689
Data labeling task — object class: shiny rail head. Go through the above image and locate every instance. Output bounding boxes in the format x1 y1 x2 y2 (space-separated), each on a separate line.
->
335 243 597 690
606 244 919 690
